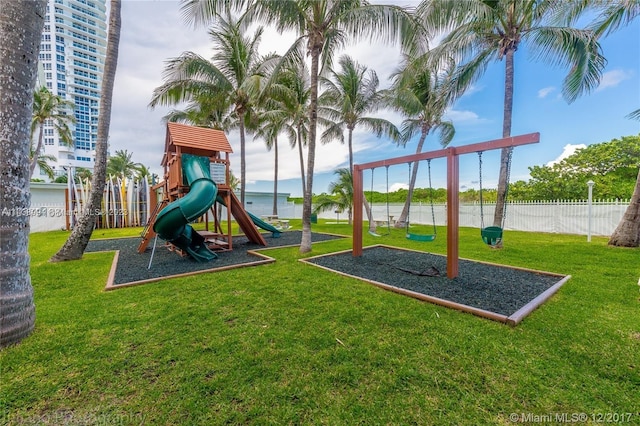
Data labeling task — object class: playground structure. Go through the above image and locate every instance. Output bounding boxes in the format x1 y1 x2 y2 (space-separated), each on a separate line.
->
353 133 540 278
138 122 281 261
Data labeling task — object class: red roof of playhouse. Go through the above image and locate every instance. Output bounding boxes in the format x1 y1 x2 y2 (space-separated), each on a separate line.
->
162 122 233 166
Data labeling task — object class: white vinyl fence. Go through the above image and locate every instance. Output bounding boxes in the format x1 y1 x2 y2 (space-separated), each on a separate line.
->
308 200 630 237
27 182 629 237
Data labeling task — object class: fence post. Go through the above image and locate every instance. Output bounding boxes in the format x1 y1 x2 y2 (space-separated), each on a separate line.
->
587 180 594 242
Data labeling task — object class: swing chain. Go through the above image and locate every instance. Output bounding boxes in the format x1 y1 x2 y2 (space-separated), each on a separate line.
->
405 162 412 231
478 151 484 229
385 165 390 231
427 159 436 235
502 147 514 228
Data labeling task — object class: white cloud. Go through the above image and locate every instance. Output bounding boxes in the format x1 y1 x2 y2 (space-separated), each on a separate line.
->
537 86 555 98
445 108 484 124
546 143 586 167
596 69 633 92
389 182 408 192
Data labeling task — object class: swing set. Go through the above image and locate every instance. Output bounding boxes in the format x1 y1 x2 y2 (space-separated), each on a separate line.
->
353 133 539 279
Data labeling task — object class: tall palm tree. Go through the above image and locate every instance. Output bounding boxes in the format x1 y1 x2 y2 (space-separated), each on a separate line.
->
51 0 121 262
313 168 354 224
150 11 274 206
106 149 142 180
0 0 46 347
319 54 401 232
254 108 288 215
250 0 417 253
385 58 457 228
319 54 401 175
274 60 311 198
30 86 75 178
417 0 606 232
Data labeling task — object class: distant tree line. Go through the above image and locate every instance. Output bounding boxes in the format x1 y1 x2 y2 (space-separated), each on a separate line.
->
292 134 639 205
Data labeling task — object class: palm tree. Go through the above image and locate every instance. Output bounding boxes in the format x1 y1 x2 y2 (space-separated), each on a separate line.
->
0 0 46 347
51 0 121 262
385 58 457 228
106 149 142 180
319 55 401 176
313 168 354 224
319 54 401 232
134 164 154 184
254 108 288 216
417 0 606 233
150 11 274 207
249 0 417 253
75 167 93 183
30 86 75 178
29 130 58 181
274 60 311 198
30 149 57 180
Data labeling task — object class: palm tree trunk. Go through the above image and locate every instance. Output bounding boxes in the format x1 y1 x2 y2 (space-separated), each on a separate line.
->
300 43 321 253
29 126 44 177
348 125 354 176
297 123 306 195
50 0 121 262
608 168 640 247
494 48 516 230
272 135 278 216
0 0 46 348
395 130 427 228
239 113 246 207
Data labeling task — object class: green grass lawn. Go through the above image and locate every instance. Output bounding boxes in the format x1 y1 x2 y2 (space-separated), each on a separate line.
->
1 221 639 425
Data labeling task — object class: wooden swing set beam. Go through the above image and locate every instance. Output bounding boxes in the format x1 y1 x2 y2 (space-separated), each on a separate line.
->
353 133 540 279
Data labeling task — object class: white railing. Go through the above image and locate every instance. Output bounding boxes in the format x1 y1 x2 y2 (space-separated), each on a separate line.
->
28 180 629 237
307 199 630 237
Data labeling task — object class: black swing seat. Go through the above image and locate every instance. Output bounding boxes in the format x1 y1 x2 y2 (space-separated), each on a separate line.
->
481 226 503 246
406 232 436 242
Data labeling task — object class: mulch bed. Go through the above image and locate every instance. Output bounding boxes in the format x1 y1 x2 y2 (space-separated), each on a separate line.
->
87 233 568 325
86 231 343 289
303 245 570 326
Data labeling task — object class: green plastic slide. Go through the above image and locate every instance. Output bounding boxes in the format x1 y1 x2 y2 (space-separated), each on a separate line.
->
153 154 218 262
246 211 282 238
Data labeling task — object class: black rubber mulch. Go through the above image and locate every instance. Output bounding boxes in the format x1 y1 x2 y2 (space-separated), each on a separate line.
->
305 246 564 317
86 231 343 286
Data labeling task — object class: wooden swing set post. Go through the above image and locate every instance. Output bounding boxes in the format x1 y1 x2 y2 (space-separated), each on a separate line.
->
352 133 540 279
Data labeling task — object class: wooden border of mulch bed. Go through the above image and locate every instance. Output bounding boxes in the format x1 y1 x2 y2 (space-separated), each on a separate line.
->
101 231 347 291
300 244 571 327
104 250 276 291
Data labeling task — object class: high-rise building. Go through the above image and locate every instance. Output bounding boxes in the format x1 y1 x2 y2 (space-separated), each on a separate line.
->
37 0 107 179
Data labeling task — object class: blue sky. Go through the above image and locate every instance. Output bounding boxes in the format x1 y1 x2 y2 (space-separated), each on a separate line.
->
110 1 639 198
